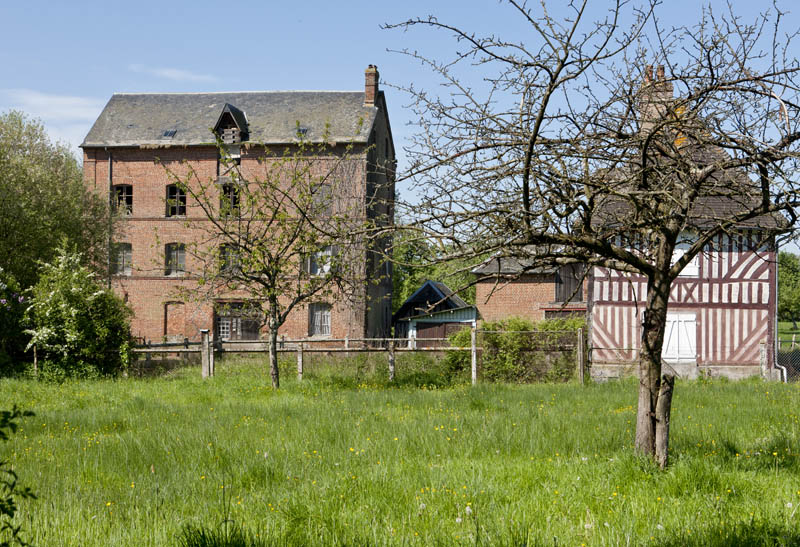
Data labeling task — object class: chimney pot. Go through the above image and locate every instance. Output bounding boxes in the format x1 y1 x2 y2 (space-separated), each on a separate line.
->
656 65 665 81
364 65 379 107
644 64 653 83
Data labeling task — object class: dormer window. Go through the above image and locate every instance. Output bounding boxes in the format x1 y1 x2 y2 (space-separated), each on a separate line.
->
214 103 248 144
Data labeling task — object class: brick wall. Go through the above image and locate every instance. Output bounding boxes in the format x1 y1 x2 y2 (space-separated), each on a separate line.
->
84 144 375 342
475 274 556 323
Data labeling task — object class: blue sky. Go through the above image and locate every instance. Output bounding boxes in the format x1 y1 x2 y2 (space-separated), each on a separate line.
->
2 0 796 203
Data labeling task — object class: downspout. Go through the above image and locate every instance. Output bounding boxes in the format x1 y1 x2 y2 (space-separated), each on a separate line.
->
107 149 113 289
774 238 787 382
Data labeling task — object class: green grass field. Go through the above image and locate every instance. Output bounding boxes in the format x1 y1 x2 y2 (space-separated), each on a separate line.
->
778 321 800 345
2 356 800 546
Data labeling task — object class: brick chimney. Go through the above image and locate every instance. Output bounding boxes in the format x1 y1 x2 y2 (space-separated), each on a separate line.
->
639 63 674 132
364 65 379 107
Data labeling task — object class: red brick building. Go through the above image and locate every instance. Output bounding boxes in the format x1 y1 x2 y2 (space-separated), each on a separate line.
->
473 255 587 323
81 66 394 343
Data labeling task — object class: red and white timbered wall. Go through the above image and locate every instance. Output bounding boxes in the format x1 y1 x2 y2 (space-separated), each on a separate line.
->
590 232 776 368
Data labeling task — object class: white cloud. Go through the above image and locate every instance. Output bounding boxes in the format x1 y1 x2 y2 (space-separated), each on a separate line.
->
0 89 104 123
129 63 217 83
0 89 106 155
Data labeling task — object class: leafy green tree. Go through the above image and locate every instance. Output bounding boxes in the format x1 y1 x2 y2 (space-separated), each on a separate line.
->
24 245 132 380
778 251 800 324
0 111 110 289
0 269 27 376
391 227 480 312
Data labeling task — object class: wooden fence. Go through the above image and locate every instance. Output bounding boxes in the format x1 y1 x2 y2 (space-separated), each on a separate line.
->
130 328 587 385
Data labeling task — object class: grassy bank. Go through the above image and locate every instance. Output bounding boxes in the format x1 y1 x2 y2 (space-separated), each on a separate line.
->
2 356 800 546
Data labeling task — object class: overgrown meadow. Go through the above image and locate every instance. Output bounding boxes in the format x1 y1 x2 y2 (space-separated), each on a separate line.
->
2 355 800 546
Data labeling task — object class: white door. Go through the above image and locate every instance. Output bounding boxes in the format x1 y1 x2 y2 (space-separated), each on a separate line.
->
662 312 697 362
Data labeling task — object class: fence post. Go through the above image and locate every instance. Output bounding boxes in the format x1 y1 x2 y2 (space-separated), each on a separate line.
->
577 327 585 384
297 342 304 381
388 340 396 382
200 329 210 379
793 333 796 349
208 332 215 377
471 327 477 385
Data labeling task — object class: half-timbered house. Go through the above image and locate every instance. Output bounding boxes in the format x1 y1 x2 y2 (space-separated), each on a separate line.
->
589 66 781 380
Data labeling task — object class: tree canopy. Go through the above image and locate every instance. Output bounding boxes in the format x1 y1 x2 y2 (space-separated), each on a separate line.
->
0 111 110 288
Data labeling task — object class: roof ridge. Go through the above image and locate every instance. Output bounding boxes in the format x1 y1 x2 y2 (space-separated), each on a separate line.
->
112 90 364 96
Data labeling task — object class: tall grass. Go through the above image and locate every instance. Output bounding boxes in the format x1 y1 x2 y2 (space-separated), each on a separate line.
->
1 355 799 545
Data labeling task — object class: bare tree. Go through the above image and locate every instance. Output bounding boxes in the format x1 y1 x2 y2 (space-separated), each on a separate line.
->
387 0 800 466
164 132 371 388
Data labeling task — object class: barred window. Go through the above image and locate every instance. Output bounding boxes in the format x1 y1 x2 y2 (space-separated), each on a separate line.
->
166 184 186 217
113 184 133 215
111 243 132 275
215 302 260 341
165 243 185 276
308 303 331 337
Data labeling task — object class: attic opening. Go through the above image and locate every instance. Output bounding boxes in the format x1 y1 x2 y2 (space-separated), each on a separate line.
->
214 103 248 145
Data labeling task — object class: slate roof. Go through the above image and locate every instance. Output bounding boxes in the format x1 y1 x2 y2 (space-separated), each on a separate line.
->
592 132 787 230
81 91 379 147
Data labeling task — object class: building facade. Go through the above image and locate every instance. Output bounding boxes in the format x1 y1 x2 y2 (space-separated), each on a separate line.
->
82 66 394 343
589 232 778 379
473 255 587 323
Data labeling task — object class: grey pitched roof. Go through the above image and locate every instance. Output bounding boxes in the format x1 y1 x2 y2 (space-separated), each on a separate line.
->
81 91 379 147
472 251 559 275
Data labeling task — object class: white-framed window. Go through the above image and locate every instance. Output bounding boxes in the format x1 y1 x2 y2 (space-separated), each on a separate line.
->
304 246 334 276
309 303 331 337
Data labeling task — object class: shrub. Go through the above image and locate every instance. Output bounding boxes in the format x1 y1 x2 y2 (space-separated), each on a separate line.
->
478 317 585 383
24 245 132 379
443 327 472 375
0 269 27 377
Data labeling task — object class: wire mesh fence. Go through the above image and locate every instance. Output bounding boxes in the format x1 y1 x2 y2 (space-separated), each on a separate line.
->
777 340 800 382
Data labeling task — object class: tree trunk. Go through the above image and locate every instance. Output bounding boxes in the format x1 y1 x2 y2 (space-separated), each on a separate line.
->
268 313 280 389
655 373 675 469
635 274 671 460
